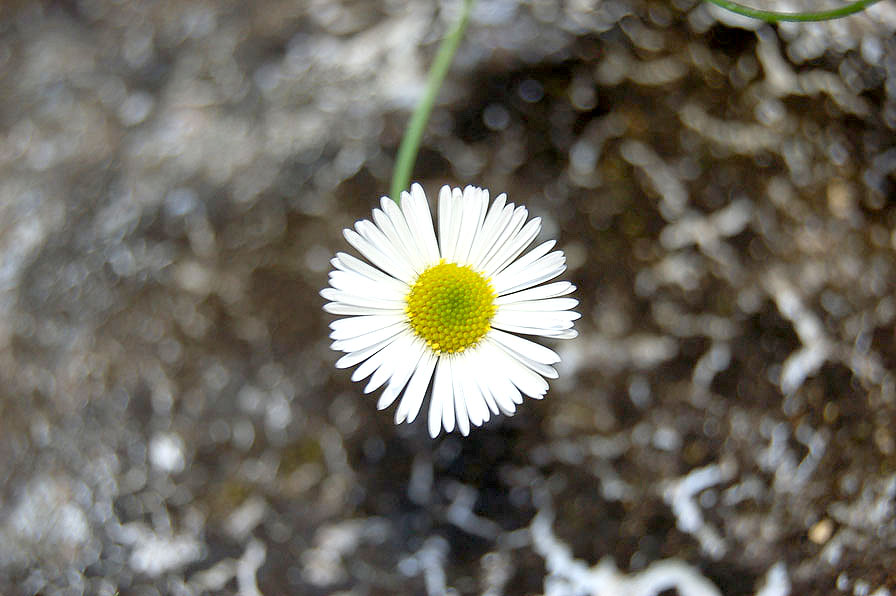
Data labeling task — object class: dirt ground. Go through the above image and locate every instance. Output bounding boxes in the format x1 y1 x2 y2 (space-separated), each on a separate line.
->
0 1 894 594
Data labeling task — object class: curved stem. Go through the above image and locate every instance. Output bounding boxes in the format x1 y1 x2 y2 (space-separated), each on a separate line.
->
704 0 881 22
390 0 475 203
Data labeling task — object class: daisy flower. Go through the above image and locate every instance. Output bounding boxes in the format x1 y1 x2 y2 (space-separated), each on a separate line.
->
322 183 579 438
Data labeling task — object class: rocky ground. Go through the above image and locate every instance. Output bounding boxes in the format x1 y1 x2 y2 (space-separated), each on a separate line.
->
0 0 894 594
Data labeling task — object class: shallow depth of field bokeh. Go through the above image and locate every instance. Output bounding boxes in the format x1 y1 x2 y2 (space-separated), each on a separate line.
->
0 1 895 595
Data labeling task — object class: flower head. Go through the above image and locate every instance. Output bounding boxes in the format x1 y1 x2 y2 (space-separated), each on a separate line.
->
322 184 579 438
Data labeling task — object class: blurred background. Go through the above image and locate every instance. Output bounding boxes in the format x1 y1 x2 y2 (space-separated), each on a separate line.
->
0 0 894 594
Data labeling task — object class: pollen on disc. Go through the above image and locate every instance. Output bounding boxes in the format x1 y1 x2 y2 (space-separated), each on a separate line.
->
405 262 496 354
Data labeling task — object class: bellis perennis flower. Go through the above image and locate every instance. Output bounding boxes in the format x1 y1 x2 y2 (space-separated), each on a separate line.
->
322 184 579 438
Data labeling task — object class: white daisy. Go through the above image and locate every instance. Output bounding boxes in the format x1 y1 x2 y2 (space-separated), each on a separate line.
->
322 183 580 438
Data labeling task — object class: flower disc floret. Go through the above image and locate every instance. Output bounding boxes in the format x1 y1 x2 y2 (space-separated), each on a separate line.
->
406 261 496 354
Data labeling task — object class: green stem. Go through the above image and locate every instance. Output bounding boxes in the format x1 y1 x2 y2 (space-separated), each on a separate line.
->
390 0 475 203
704 0 881 22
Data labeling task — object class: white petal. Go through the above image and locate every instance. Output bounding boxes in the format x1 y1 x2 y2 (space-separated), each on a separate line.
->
492 310 579 331
329 314 406 340
452 186 488 266
551 329 578 339
364 351 400 394
464 364 491 426
438 186 456 262
471 201 515 271
490 383 516 414
351 333 402 382
500 298 579 312
450 188 475 265
332 252 406 288
381 197 426 273
331 321 405 353
488 328 561 364
496 281 576 304
492 253 566 295
481 338 549 398
490 320 578 339
467 355 500 416
321 288 406 310
328 270 406 301
444 187 466 263
440 357 456 434
468 193 508 268
452 365 471 437
394 348 437 423
486 240 566 294
355 220 416 277
491 376 520 413
406 184 440 265
491 248 563 292
364 332 416 394
378 390 398 411
493 263 568 296
323 303 405 317
494 240 555 277
373 207 422 274
334 336 394 369
325 272 402 302
378 339 425 410
344 228 415 283
459 355 489 426
477 206 528 275
478 341 523 411
479 382 500 416
493 343 558 380
484 218 544 281
428 356 451 438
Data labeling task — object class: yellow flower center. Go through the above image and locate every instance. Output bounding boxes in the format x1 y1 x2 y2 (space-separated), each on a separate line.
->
405 261 496 354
